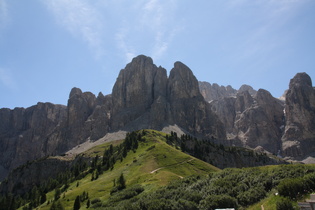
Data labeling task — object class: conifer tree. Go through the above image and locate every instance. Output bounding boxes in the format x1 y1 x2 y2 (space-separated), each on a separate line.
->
54 188 61 201
118 173 126 190
73 196 80 210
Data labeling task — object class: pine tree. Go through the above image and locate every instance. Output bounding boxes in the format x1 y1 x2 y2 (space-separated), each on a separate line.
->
54 188 61 201
118 173 126 190
91 171 95 181
73 196 80 210
40 192 46 204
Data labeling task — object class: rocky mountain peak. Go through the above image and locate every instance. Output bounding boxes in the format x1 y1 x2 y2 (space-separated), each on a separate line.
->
282 72 315 159
255 89 275 105
168 61 201 99
239 84 257 95
112 55 166 112
69 87 83 98
289 72 312 89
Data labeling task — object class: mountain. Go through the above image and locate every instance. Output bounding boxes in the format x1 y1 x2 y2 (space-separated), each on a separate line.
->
200 72 315 161
0 55 314 181
0 55 225 181
208 89 284 155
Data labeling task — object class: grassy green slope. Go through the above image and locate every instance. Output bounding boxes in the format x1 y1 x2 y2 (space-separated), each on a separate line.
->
37 130 218 210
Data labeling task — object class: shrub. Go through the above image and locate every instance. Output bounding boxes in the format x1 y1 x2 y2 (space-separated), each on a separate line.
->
90 198 102 209
276 197 294 210
199 194 238 210
90 198 101 205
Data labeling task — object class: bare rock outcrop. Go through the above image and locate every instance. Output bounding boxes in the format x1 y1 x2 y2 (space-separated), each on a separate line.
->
210 89 284 154
0 103 67 180
282 72 315 159
110 56 226 139
111 55 168 130
198 82 256 102
168 62 226 139
199 81 237 102
238 84 257 95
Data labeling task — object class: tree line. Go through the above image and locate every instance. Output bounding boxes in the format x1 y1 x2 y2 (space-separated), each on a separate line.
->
0 130 146 210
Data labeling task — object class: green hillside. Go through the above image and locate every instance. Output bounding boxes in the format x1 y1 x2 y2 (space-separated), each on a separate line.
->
34 130 218 210
5 129 315 210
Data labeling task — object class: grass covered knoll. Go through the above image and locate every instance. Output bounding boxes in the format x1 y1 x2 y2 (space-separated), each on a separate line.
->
33 130 217 210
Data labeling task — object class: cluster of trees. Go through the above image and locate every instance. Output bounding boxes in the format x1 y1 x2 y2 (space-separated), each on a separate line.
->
0 130 146 210
90 131 143 182
278 173 315 200
0 156 89 210
110 173 127 195
166 132 276 168
100 164 315 209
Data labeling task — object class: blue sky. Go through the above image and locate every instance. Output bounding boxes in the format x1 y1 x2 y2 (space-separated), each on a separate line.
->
0 0 314 109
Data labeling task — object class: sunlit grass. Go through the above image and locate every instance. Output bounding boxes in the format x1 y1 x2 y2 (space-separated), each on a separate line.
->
35 129 217 210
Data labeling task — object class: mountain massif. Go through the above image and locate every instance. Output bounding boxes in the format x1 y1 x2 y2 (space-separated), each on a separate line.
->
0 55 314 181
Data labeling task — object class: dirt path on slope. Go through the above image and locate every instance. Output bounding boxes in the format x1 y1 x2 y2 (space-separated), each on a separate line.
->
150 158 195 174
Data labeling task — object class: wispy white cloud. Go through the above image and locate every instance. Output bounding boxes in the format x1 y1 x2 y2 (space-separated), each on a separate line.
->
141 0 179 60
0 0 9 29
113 0 180 62
115 27 136 63
41 0 104 59
0 68 17 90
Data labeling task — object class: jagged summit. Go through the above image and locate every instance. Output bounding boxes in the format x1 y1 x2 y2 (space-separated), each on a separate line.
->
111 55 225 138
198 81 257 102
289 72 312 89
282 72 315 159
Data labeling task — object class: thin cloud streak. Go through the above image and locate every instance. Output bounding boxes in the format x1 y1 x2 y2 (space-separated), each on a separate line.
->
42 0 104 59
115 27 136 63
141 0 179 60
0 0 9 29
112 0 180 62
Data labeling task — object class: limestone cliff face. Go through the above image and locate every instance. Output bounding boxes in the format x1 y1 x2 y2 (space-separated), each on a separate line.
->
234 89 284 154
168 62 226 139
66 88 97 146
282 73 315 158
111 56 226 139
111 55 168 130
0 103 67 181
199 81 237 102
198 82 256 102
210 89 284 154
206 72 315 158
